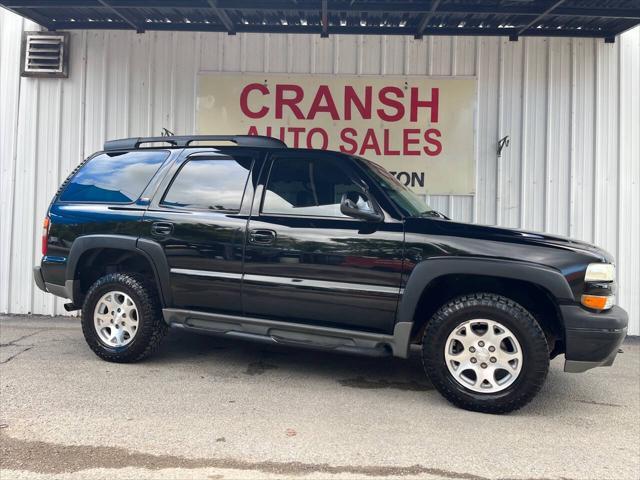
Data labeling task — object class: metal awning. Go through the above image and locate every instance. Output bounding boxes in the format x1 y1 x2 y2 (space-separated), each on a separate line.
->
2 1 639 42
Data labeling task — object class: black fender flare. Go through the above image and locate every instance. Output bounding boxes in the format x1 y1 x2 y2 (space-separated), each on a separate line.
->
396 257 575 326
66 234 171 306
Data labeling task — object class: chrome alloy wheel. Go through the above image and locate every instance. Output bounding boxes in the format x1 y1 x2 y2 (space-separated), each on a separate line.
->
93 291 139 347
444 319 523 393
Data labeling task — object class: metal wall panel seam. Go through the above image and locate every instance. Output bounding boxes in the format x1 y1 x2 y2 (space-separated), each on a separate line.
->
51 80 63 314
100 33 107 147
192 32 201 132
451 36 457 76
124 34 131 137
569 38 576 238
309 35 315 74
146 32 153 136
544 39 552 233
26 79 40 313
427 36 433 76
616 39 623 313
10 69 29 311
593 43 601 249
333 35 339 74
356 35 363 74
242 33 248 73
496 38 504 226
472 36 481 224
169 32 177 133
381 35 387 75
403 36 410 75
217 32 223 72
79 31 88 158
519 38 529 229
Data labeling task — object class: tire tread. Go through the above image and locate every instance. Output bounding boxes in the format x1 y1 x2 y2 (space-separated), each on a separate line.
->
422 292 549 414
81 273 167 363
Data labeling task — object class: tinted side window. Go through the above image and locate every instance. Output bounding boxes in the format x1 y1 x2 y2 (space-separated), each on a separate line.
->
262 157 363 217
60 150 169 203
162 158 252 212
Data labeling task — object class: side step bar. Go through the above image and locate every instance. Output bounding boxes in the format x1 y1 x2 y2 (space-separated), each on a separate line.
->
162 309 412 358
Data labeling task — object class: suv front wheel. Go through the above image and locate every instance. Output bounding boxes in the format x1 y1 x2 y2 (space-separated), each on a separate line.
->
422 293 550 414
81 273 167 363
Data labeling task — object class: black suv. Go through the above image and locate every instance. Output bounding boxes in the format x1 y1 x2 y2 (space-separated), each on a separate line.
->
34 135 628 413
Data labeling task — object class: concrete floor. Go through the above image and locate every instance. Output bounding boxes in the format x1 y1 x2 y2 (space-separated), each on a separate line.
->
1 314 639 480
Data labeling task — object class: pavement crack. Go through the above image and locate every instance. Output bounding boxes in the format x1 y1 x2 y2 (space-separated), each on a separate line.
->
0 329 50 347
575 399 623 408
0 347 33 364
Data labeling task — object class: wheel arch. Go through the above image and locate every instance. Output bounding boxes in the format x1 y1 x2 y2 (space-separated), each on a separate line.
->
66 235 171 307
396 258 573 352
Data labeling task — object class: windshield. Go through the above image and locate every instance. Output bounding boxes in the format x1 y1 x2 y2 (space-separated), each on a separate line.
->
353 156 443 218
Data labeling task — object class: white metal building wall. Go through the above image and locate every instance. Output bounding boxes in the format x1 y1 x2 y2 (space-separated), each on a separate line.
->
1 9 638 334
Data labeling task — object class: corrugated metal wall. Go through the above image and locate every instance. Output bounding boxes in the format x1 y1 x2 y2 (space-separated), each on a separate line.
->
1 9 638 334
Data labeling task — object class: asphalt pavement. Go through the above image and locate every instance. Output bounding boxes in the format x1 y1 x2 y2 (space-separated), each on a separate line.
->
1 315 639 480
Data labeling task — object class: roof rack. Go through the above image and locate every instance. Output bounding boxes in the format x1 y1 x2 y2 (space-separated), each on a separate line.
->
103 135 287 151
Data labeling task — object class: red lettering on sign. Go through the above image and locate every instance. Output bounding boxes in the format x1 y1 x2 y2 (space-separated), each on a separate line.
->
340 128 358 154
307 127 329 149
377 87 404 122
240 83 269 119
344 86 372 120
410 87 439 123
284 127 303 147
424 128 442 156
275 84 305 119
360 128 382 155
403 129 421 155
307 85 340 120
383 130 400 155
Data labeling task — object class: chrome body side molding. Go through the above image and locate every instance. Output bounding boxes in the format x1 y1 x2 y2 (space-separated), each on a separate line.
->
170 268 403 295
171 268 243 280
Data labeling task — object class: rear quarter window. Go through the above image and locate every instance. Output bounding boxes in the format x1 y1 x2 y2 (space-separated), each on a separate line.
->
59 150 169 203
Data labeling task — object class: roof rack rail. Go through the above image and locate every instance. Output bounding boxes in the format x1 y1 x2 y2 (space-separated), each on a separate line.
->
103 135 287 151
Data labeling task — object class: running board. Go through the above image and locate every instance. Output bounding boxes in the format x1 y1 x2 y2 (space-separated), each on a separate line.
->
162 309 412 358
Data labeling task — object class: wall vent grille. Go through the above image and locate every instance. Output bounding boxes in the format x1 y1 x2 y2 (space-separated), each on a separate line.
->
21 32 69 78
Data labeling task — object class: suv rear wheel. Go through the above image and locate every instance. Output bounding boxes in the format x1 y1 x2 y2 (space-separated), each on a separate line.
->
81 273 167 363
422 293 549 414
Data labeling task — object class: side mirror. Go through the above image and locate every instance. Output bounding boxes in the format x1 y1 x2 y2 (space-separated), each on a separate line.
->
340 191 384 222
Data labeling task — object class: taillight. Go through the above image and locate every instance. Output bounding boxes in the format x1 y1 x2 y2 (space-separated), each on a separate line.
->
41 217 50 256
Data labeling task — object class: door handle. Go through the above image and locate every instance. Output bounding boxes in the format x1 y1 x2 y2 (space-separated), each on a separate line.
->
249 229 276 245
151 222 174 236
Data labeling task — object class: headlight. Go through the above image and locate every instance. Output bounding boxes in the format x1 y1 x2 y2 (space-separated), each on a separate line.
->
582 263 616 310
585 263 615 282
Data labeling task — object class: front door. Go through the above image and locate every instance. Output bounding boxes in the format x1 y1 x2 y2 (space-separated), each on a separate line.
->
242 151 404 334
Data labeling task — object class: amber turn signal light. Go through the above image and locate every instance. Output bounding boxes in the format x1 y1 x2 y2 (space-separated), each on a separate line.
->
581 294 614 310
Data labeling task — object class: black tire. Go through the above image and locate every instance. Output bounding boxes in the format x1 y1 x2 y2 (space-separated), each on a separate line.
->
422 293 549 414
81 273 167 363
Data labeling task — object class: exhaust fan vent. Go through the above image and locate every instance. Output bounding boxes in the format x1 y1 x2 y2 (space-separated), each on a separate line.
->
21 32 69 78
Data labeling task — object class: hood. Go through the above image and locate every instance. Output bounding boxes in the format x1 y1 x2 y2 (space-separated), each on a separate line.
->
404 217 613 264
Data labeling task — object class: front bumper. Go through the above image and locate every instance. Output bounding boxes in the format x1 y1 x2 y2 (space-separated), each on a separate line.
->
562 305 628 373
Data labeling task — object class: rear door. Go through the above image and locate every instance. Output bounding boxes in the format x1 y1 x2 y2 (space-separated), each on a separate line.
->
142 149 262 315
242 150 404 334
